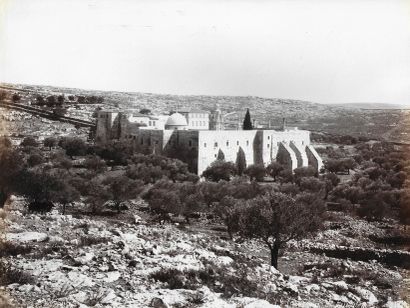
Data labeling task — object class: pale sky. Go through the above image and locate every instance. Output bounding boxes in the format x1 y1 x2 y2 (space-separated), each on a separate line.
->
1 0 410 104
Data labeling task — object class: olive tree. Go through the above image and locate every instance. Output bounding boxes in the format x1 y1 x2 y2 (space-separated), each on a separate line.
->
230 191 325 269
0 146 25 207
201 161 237 182
103 175 143 213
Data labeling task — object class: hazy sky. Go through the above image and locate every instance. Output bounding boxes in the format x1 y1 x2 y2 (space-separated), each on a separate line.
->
1 0 409 104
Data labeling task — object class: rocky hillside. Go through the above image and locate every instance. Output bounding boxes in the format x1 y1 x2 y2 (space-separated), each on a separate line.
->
1 196 409 308
2 82 409 142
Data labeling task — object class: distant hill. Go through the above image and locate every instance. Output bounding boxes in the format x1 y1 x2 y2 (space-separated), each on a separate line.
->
2 82 410 143
1 82 345 128
334 103 408 110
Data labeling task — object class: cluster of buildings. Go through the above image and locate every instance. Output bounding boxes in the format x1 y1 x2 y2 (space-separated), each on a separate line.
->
95 108 322 175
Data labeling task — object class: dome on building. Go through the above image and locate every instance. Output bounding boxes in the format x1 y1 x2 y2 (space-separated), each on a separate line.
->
165 112 188 128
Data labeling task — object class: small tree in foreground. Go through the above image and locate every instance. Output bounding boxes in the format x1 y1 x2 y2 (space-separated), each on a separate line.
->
0 147 25 208
103 175 143 213
230 191 325 269
85 179 111 214
16 169 67 212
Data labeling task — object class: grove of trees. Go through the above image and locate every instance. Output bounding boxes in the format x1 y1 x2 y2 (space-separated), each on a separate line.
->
1 132 410 269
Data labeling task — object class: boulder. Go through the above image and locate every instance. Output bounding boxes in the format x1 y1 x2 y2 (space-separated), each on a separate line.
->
6 232 48 243
384 301 409 308
150 297 170 308
354 287 378 305
74 252 94 265
243 299 280 308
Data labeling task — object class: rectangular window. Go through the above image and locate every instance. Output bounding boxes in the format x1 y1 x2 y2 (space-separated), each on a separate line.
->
204 143 207 147
267 144 270 148
189 140 192 147
246 140 249 146
226 141 229 146
141 138 143 145
268 136 270 140
237 141 239 146
214 142 218 147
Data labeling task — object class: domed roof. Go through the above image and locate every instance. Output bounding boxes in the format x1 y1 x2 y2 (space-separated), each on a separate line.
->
166 112 188 127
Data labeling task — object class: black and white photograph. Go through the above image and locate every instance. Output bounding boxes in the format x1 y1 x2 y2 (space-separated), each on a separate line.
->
0 0 409 307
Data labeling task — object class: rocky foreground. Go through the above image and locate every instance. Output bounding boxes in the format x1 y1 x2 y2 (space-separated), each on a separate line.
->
0 197 409 308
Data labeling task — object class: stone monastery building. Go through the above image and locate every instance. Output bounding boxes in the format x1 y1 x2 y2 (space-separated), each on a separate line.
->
96 108 323 175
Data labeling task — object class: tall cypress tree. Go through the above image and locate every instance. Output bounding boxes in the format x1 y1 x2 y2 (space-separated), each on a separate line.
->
242 108 253 130
235 147 246 175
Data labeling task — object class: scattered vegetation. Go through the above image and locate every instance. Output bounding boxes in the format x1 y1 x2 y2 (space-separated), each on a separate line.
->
0 241 33 257
0 261 35 286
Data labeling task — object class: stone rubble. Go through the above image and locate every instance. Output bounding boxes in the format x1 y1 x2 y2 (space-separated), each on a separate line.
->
0 198 409 307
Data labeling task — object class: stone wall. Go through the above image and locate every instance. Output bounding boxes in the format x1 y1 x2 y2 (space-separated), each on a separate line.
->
197 130 260 175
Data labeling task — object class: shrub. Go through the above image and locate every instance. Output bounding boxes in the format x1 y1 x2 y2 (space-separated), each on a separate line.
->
0 261 35 286
149 263 260 298
20 137 38 148
28 201 54 213
79 235 109 247
244 164 266 182
201 161 237 182
43 137 57 150
27 153 44 167
59 137 88 159
0 241 33 257
150 268 197 290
